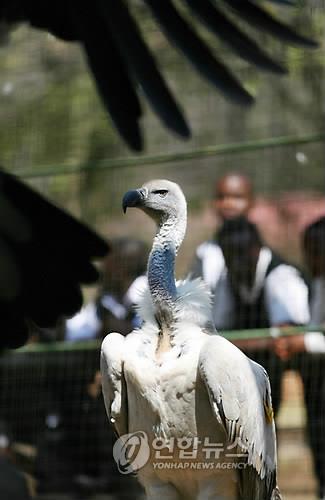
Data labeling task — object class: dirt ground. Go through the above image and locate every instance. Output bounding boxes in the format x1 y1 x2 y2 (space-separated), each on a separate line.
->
278 427 317 500
277 370 318 500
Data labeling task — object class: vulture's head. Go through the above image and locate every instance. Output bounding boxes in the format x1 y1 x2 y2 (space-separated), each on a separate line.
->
122 179 187 225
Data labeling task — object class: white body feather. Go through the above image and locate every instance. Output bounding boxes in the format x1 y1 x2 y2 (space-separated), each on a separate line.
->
101 279 279 500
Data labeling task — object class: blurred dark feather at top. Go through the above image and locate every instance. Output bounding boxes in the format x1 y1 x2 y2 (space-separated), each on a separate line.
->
0 0 317 150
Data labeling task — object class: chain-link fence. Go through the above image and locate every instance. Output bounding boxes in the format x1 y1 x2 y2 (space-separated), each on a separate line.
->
1 2 325 498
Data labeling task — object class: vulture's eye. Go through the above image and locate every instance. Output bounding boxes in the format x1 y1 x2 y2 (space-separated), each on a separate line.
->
153 189 168 197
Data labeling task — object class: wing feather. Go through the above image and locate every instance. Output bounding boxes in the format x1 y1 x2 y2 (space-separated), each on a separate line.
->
101 332 128 437
183 0 286 74
144 0 253 105
225 0 317 47
199 335 280 499
0 170 109 348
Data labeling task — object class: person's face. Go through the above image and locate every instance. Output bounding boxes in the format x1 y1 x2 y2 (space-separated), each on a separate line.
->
214 176 253 221
102 252 127 292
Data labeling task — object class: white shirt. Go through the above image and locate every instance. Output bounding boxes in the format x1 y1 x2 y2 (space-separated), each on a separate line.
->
65 302 101 341
65 275 148 341
304 277 325 354
193 241 310 330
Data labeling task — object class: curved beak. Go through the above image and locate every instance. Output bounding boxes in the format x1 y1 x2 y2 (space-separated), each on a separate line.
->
122 188 146 213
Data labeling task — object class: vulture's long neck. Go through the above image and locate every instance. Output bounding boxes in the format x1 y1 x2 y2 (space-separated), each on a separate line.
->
148 208 186 329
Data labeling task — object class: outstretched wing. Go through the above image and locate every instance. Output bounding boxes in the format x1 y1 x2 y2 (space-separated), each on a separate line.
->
199 335 279 500
101 332 128 437
0 1 317 150
0 169 109 349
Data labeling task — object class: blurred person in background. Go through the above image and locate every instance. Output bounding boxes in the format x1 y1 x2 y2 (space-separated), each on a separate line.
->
190 173 310 413
56 238 148 497
191 172 254 288
191 174 273 408
68 370 144 499
35 238 148 495
96 237 148 336
0 419 32 499
275 216 325 356
216 217 310 412
65 237 148 341
275 216 325 499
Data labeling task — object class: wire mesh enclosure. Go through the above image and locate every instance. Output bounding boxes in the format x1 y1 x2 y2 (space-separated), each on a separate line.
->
1 2 325 499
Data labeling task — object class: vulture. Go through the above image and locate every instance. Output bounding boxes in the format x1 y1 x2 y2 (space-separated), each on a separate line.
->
0 1 317 150
101 179 281 499
0 170 109 349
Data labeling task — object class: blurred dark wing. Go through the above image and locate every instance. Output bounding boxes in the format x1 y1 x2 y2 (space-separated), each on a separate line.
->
224 0 317 47
0 0 317 150
0 170 109 348
97 0 190 140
